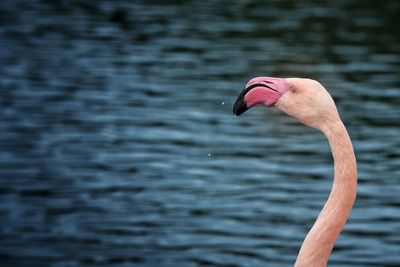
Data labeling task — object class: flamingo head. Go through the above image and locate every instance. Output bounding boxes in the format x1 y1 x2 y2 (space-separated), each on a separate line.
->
233 77 340 130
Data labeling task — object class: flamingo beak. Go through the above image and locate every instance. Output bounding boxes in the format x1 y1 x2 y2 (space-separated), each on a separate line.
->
233 77 290 116
232 86 250 116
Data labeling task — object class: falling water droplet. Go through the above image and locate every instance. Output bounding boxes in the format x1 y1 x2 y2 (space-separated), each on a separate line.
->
208 153 212 157
221 101 226 105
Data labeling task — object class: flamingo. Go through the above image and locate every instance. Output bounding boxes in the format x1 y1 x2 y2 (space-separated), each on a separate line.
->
233 77 357 266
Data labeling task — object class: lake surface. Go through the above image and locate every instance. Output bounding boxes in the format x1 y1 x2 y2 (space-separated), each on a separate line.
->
1 1 400 266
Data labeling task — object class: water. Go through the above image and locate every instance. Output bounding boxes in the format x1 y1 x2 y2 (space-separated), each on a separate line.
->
1 1 400 266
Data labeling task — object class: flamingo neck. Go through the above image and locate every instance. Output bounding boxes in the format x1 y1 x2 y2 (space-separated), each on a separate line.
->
294 119 357 267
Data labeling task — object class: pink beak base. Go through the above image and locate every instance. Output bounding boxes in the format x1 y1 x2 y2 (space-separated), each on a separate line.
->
233 77 290 116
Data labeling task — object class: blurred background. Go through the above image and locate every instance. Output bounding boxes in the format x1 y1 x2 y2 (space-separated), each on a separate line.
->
1 0 400 266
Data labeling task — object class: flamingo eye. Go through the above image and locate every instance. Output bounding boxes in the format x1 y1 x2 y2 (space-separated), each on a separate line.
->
290 85 296 93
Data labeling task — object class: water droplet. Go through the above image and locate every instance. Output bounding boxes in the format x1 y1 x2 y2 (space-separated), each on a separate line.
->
221 101 226 105
208 153 212 157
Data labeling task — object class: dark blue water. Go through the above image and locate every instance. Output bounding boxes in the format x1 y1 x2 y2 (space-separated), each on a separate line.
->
1 1 400 266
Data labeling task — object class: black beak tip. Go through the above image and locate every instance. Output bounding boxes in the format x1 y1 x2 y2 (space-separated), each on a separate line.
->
233 97 248 116
233 84 254 116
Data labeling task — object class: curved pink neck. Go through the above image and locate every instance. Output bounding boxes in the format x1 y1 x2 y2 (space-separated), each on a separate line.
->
295 119 357 266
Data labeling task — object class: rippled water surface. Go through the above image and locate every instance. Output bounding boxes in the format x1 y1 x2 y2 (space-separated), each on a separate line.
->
1 1 400 266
